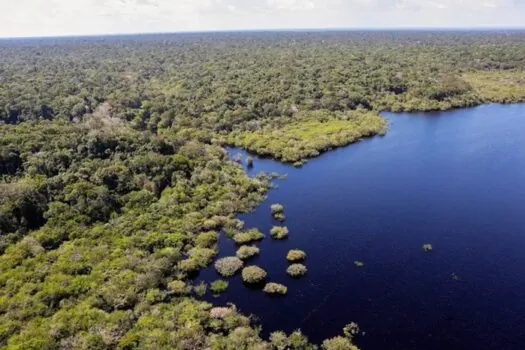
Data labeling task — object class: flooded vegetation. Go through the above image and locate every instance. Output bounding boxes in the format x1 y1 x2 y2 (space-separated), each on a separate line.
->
2 29 525 349
200 104 525 350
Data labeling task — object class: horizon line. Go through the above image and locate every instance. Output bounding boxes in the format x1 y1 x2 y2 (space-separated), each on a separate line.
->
2 26 525 40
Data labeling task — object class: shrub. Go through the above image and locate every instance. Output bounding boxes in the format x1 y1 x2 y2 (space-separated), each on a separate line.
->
353 261 364 268
242 266 267 284
193 281 207 297
271 226 289 240
233 228 264 244
210 307 233 319
195 231 219 248
274 213 286 221
321 336 358 350
287 249 306 262
287 264 307 277
210 279 229 294
236 245 260 260
263 283 288 295
178 258 200 273
271 204 286 221
271 203 284 214
167 280 188 295
215 257 244 277
188 247 217 267
422 244 433 252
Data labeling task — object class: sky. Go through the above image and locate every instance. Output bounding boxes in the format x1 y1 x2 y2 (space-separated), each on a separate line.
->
0 0 525 38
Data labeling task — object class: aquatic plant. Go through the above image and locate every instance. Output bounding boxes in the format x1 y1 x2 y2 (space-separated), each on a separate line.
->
287 249 306 262
263 283 288 295
210 280 229 295
271 203 285 214
242 265 268 284
354 261 364 268
287 264 307 277
214 257 244 277
422 244 433 252
271 203 286 221
273 212 286 221
236 245 260 260
271 226 289 240
233 228 265 244
321 336 358 350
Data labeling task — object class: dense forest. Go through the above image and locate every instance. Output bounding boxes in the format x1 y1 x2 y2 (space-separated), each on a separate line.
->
1 31 525 349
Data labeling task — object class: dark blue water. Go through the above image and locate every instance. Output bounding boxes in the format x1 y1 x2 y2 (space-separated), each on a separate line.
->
200 104 525 350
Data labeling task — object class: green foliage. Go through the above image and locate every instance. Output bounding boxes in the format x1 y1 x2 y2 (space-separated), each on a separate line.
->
271 226 289 240
233 228 265 244
271 203 285 214
236 245 260 260
168 280 188 295
193 282 207 297
287 264 308 278
241 266 268 284
210 280 229 295
270 203 286 221
230 111 387 162
287 249 306 262
214 257 244 277
263 283 288 295
322 336 359 350
3 30 520 348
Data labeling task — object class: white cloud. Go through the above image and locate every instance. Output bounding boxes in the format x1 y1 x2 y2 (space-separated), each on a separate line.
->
0 0 523 37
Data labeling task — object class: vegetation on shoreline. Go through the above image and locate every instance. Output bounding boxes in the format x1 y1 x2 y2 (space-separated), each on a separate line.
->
1 30 524 348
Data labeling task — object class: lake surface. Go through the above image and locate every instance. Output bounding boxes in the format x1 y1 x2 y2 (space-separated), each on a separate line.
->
200 104 525 349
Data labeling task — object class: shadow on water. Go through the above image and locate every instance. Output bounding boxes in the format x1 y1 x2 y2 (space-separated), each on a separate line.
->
199 104 525 350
